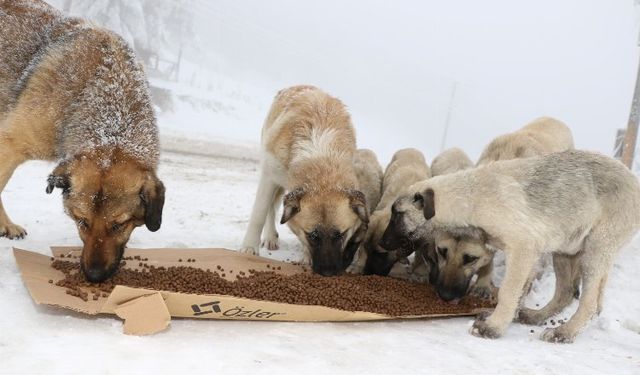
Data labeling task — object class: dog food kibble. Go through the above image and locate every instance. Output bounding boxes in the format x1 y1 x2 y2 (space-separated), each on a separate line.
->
48 279 53 284
50 260 494 316
179 259 182 262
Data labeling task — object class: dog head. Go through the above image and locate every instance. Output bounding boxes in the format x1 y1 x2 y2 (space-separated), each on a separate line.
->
380 193 431 251
431 232 492 301
281 187 368 276
46 152 165 282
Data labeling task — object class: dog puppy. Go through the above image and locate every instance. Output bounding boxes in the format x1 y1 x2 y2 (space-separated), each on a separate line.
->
0 1 165 282
414 150 640 343
477 117 574 165
361 148 430 275
433 119 575 299
240 85 368 276
380 148 473 283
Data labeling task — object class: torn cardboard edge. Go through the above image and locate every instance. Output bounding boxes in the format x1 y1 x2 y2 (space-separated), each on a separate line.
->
13 246 489 335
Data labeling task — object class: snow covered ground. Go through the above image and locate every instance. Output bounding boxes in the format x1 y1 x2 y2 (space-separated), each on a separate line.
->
1 137 639 374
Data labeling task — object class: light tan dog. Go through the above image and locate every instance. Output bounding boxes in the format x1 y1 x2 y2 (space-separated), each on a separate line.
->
380 147 473 283
414 150 640 343
477 117 574 165
432 119 575 299
359 148 430 275
0 0 165 282
240 85 368 276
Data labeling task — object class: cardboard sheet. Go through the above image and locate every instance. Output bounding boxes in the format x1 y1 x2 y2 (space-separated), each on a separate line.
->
14 246 489 335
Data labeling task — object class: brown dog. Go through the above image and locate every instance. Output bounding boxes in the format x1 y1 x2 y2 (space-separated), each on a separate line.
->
240 86 368 276
0 1 165 281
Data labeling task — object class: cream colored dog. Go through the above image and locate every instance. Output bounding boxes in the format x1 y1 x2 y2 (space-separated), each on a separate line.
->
432 118 575 299
240 86 368 276
353 149 383 213
414 150 640 343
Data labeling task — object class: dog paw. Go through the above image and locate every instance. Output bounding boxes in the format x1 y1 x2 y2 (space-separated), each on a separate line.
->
470 319 503 339
515 308 545 325
469 285 497 301
540 327 575 344
261 234 279 250
239 246 258 256
0 222 27 240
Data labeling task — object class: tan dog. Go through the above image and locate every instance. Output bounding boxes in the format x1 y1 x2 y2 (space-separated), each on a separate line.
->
380 147 473 283
477 117 574 165
414 150 640 342
0 0 165 282
432 119 575 299
240 85 368 276
360 148 430 275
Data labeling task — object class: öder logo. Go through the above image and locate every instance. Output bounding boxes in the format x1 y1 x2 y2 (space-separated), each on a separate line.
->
190 300 286 319
191 301 221 316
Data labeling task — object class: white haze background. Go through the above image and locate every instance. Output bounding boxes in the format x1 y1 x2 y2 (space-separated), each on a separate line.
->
49 0 640 163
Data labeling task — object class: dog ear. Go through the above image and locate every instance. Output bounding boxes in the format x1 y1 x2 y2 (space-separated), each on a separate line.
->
421 188 435 220
348 189 369 224
281 187 305 224
46 162 71 195
140 173 165 232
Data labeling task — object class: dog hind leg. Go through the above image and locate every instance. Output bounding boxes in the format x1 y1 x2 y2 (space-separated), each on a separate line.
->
517 253 578 325
541 233 615 343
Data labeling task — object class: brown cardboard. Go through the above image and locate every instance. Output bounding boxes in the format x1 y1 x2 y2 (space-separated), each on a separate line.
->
115 292 171 335
14 246 490 335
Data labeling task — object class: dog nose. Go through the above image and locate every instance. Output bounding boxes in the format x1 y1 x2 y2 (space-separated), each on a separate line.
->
84 267 109 283
436 287 459 302
315 266 340 277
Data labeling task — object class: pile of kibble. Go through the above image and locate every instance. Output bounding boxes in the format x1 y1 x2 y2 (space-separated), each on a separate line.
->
51 257 494 316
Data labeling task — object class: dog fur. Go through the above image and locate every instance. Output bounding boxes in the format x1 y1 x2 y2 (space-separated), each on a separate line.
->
431 147 473 177
414 150 640 342
240 85 368 276
477 117 574 165
0 0 165 282
359 148 430 275
353 149 383 213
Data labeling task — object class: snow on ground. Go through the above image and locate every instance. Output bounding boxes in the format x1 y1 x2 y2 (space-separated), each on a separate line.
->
1 139 639 374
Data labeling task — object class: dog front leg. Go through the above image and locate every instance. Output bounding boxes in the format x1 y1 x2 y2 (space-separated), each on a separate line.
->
471 247 538 339
0 142 27 239
240 171 279 255
261 186 284 250
470 259 497 301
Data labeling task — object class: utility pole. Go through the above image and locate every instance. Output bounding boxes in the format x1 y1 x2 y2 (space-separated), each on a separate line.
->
621 30 640 168
440 81 458 153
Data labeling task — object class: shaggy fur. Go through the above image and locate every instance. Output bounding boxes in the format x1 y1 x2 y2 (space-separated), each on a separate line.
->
414 150 640 343
0 0 164 282
241 85 368 276
431 147 473 177
353 149 383 213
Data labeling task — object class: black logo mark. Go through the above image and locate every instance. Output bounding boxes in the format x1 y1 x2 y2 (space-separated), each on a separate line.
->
191 301 221 316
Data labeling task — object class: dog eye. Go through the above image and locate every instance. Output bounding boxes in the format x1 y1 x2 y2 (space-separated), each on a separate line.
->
111 223 124 232
77 219 88 230
463 254 479 265
307 230 320 243
332 231 344 241
437 247 448 259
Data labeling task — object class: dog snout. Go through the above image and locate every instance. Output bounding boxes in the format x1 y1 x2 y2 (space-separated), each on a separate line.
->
313 265 341 277
83 266 111 283
436 286 460 302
